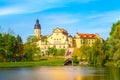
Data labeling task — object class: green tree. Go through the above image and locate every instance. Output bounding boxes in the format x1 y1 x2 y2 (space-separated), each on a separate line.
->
79 44 90 61
90 39 105 65
23 36 40 61
0 33 17 62
0 28 24 62
106 21 120 65
15 35 23 61
47 47 57 56
55 49 65 56
0 33 5 61
73 56 79 64
41 36 48 45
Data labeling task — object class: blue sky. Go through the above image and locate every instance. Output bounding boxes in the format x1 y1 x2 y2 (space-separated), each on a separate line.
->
0 0 120 42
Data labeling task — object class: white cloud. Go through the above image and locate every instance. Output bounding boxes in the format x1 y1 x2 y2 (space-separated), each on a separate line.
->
0 7 25 15
39 10 120 39
0 0 65 15
80 10 120 29
0 0 99 16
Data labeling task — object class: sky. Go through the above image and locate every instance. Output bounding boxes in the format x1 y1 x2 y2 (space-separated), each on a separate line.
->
0 0 120 42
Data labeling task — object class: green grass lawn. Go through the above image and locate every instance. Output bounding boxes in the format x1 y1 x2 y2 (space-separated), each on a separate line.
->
0 56 65 68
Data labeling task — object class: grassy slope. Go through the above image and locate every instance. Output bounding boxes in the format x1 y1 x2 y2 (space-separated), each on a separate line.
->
72 48 86 58
0 57 64 68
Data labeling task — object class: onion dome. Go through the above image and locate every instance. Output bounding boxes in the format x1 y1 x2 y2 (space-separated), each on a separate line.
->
34 18 41 29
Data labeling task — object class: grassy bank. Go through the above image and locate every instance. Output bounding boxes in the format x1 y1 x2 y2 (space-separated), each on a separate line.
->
104 61 120 68
0 57 64 68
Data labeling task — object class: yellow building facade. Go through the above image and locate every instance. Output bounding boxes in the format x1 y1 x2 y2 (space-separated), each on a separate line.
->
34 19 74 53
75 33 103 48
34 19 103 52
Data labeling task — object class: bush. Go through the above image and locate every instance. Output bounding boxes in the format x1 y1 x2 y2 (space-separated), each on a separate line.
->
73 56 79 64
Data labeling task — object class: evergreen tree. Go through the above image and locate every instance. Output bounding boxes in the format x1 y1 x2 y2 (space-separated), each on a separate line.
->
15 35 23 61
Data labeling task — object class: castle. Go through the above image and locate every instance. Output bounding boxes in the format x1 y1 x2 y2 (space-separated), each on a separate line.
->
34 19 103 53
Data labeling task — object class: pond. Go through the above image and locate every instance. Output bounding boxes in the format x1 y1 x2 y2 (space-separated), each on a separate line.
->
0 66 120 80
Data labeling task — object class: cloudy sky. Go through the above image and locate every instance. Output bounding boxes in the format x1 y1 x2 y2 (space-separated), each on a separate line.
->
0 0 120 42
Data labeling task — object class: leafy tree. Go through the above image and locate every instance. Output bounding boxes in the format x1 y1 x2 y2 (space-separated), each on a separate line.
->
106 21 120 63
79 44 90 61
55 49 65 56
73 56 79 64
90 39 105 65
0 28 25 62
47 47 57 56
0 33 4 61
41 36 48 45
0 33 17 61
14 35 23 61
79 38 104 65
23 36 40 61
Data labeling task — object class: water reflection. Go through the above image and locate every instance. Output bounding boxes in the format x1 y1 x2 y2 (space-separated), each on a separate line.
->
0 66 120 80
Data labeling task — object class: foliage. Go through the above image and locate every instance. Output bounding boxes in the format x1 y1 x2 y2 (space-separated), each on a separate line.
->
14 35 23 61
23 36 41 61
47 47 57 56
79 44 90 60
105 20 120 66
76 38 105 66
55 49 65 56
73 56 79 64
41 36 47 44
0 31 40 62
89 39 105 65
0 33 20 62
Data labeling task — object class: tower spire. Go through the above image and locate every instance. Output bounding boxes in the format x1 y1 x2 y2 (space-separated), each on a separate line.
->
34 18 41 29
34 18 41 37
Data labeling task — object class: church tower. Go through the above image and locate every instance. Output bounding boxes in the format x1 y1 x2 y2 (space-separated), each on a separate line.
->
34 18 41 38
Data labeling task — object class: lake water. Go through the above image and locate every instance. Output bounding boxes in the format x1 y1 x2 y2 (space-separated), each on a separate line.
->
0 66 120 80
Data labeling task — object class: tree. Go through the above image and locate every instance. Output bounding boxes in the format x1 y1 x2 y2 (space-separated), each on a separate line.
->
0 33 4 61
47 47 57 56
23 36 40 61
79 44 90 61
14 35 23 61
41 36 48 45
89 39 105 65
56 49 65 56
106 21 120 62
0 28 25 62
0 33 17 62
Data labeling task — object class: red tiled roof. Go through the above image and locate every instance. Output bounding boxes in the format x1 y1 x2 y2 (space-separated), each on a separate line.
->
77 33 96 38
